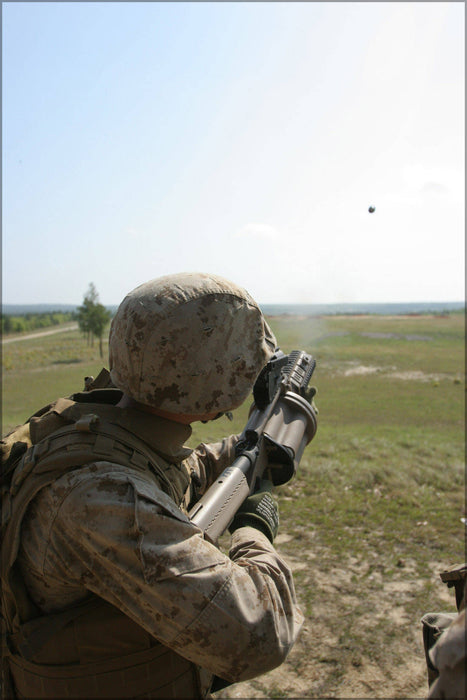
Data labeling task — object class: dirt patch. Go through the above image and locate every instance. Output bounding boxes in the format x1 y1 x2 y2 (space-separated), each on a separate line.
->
388 370 451 382
343 365 380 377
216 546 449 699
335 362 458 383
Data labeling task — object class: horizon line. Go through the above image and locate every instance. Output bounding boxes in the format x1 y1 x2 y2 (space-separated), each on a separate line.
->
2 300 465 308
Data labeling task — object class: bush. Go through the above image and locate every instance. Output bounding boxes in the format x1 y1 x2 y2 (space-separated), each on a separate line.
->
1 312 76 335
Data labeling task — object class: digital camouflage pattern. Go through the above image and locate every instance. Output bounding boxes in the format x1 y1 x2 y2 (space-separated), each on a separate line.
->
427 609 466 699
3 274 299 697
14 407 303 686
109 272 277 414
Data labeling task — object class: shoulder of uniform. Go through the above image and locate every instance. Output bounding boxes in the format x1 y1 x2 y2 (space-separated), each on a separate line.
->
52 463 191 525
1 423 32 479
430 609 466 671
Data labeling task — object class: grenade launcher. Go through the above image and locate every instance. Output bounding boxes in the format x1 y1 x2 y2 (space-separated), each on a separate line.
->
189 349 318 543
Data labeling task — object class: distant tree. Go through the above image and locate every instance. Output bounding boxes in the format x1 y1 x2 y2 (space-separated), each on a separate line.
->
77 283 112 358
13 318 26 333
2 315 12 333
77 287 94 344
90 303 112 359
1 311 74 335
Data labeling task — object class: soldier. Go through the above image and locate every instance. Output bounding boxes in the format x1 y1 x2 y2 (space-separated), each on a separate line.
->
1 272 304 698
422 564 466 699
427 608 466 699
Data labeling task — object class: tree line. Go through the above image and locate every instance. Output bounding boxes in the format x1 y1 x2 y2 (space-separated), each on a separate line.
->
1 311 76 334
2 283 112 359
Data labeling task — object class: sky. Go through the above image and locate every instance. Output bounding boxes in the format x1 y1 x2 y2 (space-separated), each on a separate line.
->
2 1 465 306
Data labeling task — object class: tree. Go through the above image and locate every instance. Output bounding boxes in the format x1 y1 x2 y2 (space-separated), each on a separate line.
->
77 283 112 358
2 315 12 333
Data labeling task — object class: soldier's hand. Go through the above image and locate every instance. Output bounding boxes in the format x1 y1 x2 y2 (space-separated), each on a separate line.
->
228 479 279 543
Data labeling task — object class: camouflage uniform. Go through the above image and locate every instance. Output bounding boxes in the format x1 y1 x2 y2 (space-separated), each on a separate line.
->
2 273 304 698
427 609 466 699
422 566 466 700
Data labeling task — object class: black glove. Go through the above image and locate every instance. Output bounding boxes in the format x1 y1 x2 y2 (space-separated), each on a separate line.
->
228 479 279 543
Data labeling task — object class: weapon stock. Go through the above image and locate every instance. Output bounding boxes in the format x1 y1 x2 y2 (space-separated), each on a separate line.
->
188 350 318 543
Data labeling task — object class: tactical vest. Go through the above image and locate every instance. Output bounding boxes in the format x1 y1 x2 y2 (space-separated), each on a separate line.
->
1 388 212 698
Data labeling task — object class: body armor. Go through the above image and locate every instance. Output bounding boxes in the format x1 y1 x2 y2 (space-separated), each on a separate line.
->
1 389 211 698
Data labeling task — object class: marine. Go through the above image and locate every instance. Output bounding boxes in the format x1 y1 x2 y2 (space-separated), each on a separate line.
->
1 272 304 698
421 563 466 699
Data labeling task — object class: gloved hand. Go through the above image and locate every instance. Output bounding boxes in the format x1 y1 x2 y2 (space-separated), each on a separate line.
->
228 479 279 543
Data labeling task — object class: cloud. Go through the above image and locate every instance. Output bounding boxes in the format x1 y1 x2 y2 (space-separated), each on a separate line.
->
421 182 448 195
402 164 462 196
234 222 280 241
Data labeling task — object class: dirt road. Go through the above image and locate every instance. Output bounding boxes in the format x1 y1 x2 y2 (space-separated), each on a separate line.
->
1 324 78 344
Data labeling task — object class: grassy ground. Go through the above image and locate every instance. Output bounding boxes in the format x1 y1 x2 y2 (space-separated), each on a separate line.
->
1 324 111 433
2 312 465 697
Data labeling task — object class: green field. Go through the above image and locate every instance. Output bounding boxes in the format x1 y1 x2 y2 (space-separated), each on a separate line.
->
2 312 465 698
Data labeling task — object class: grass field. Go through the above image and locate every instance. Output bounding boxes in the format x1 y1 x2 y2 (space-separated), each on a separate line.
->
2 312 465 698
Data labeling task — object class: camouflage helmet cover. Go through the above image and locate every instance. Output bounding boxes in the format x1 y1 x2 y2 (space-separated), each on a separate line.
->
109 272 277 415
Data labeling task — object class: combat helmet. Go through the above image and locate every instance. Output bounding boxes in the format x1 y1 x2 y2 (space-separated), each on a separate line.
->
109 272 277 416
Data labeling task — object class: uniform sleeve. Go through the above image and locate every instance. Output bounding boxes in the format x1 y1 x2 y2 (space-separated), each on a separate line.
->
183 434 240 494
33 466 303 682
428 610 466 699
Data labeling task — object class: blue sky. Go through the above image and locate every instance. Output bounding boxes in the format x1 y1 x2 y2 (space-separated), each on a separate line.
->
2 2 464 305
